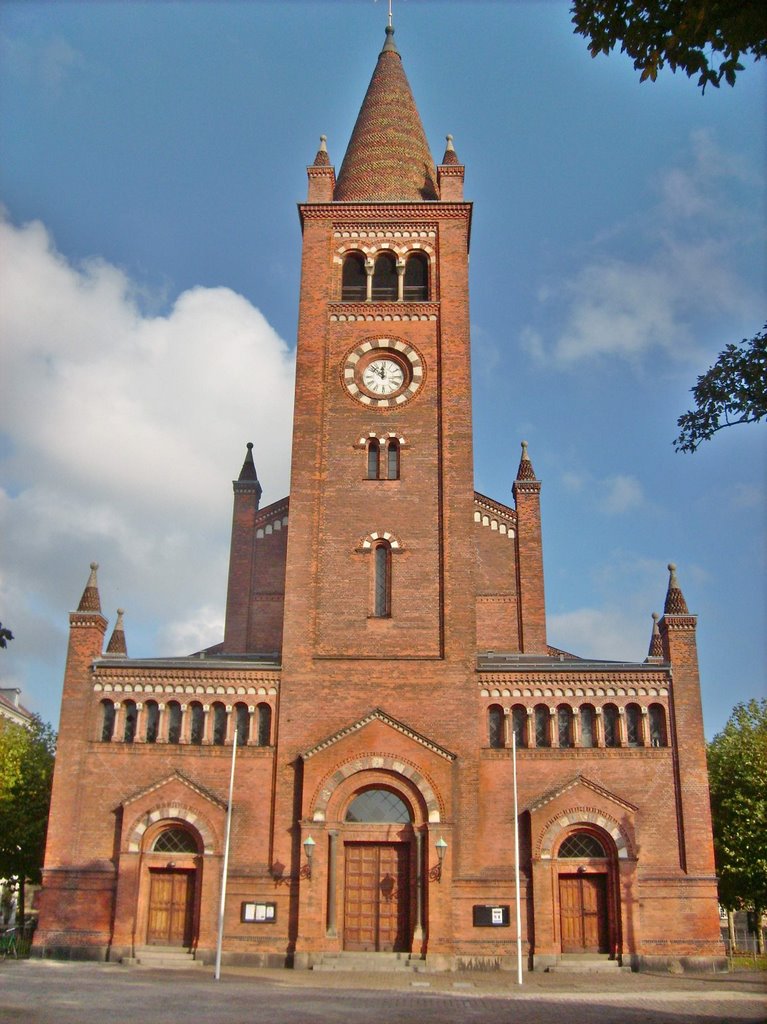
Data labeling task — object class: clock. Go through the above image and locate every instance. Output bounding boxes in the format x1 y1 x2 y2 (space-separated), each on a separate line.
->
342 339 424 407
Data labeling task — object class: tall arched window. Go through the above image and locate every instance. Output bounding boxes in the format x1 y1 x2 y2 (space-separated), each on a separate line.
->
373 541 392 617
626 703 642 746
580 704 596 748
341 252 367 301
371 253 397 300
557 704 573 747
367 439 380 480
534 705 551 747
256 703 272 747
145 700 159 744
403 252 428 300
235 703 249 746
212 703 227 746
100 699 115 742
649 704 668 747
511 705 527 748
603 704 620 747
488 704 504 748
190 702 205 745
167 701 182 744
123 700 137 744
387 439 400 480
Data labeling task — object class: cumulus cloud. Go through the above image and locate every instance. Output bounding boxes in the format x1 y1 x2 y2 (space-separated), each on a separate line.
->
0 213 295 721
523 132 763 367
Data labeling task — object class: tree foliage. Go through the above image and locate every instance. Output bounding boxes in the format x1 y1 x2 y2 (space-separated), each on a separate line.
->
0 716 56 923
0 623 13 649
571 1 767 91
707 700 767 949
674 325 767 453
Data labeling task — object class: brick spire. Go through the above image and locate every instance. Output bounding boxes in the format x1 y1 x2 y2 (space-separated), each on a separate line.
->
313 135 330 167
77 562 102 613
334 23 437 201
664 562 689 615
236 442 263 505
515 440 537 482
105 608 127 657
645 612 664 662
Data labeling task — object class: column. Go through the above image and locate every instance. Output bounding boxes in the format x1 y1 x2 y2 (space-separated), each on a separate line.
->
326 830 338 937
413 830 425 943
365 257 374 301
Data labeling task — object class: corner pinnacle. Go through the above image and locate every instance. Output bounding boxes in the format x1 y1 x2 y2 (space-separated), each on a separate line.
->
664 563 689 615
77 562 102 613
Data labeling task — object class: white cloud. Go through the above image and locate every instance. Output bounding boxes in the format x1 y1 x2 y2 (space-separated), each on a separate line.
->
0 214 295 721
601 474 644 515
549 606 647 663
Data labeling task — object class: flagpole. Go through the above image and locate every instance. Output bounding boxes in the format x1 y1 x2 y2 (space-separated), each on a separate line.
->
214 724 238 981
512 730 523 985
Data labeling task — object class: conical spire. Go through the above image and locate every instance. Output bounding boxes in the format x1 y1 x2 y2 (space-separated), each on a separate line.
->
334 24 437 201
441 134 460 165
106 608 127 657
516 440 537 481
313 135 331 167
235 442 263 504
645 612 664 661
77 562 102 613
664 563 689 615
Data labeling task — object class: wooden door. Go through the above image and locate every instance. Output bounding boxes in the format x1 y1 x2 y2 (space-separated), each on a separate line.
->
559 873 609 953
344 843 410 952
147 869 194 946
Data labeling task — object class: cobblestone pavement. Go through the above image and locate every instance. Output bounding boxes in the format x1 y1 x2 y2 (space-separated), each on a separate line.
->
1 961 764 1024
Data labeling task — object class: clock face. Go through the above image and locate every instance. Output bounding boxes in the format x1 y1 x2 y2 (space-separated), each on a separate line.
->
342 339 425 407
361 358 405 396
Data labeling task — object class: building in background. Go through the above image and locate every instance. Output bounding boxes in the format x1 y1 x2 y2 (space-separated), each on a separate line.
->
35 22 724 972
0 688 35 731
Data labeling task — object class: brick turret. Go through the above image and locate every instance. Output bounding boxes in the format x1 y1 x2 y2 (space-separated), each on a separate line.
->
512 441 547 653
223 443 263 653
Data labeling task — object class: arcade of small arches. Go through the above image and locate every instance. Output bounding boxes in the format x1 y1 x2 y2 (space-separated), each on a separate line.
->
486 701 669 750
99 698 274 748
340 250 430 302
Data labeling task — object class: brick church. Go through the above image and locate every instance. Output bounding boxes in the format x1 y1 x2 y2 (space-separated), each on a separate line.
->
36 22 724 971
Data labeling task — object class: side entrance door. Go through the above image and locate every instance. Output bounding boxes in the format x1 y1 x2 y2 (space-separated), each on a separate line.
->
559 873 609 953
344 842 410 952
147 869 195 946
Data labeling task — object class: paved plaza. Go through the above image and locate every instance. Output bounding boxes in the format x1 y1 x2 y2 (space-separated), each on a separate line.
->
1 961 765 1024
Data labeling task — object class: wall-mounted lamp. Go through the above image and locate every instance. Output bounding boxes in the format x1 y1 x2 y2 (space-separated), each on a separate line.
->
303 835 316 880
435 836 448 882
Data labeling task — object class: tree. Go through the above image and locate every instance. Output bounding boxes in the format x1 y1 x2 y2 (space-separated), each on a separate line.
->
0 716 56 928
673 325 767 453
707 700 767 953
571 1 767 91
0 623 13 649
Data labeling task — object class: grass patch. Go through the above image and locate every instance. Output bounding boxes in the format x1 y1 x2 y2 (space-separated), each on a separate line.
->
729 954 767 972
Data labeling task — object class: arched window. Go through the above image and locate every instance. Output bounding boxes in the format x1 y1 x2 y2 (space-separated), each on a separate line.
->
511 705 527 748
190 702 205 745
123 700 137 744
256 703 272 747
559 832 607 858
371 252 397 301
145 700 159 744
341 252 367 301
373 541 392 617
345 789 412 823
626 703 642 746
387 439 400 480
212 702 227 746
403 252 428 301
488 704 504 748
367 439 380 480
167 701 182 744
534 705 551 747
235 703 249 746
649 704 668 747
152 827 198 854
100 700 115 742
603 704 620 748
580 704 596 748
557 704 573 747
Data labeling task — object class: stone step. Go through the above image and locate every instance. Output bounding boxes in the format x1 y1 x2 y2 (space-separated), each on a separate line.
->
547 955 631 973
131 947 205 969
313 952 424 973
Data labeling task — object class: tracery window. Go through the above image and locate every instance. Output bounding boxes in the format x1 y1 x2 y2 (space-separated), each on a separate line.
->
649 704 668 747
488 704 504 748
603 704 620 748
212 702 227 746
145 700 159 744
511 705 527 748
153 827 198 854
534 704 551 747
123 700 137 744
167 701 182 744
345 789 412 823
371 253 398 301
626 703 642 746
403 252 428 301
580 704 596 748
341 252 367 301
190 702 205 745
235 703 249 746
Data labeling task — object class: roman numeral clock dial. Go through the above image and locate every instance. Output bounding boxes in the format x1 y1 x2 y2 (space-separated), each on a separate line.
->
342 339 425 407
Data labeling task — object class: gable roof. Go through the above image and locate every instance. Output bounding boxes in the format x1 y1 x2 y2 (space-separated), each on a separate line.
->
301 707 456 762
526 773 639 815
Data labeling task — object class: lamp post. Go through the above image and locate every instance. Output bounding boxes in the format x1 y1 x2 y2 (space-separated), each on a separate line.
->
435 836 447 882
303 835 316 879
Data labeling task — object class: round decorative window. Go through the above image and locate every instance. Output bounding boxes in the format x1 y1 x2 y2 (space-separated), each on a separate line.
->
342 339 424 407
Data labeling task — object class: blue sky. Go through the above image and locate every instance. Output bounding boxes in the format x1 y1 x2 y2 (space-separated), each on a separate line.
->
0 0 764 738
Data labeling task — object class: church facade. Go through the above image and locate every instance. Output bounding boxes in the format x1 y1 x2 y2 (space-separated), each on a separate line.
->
35 24 724 972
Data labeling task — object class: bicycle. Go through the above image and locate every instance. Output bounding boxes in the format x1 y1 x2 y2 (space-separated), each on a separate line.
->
0 929 18 960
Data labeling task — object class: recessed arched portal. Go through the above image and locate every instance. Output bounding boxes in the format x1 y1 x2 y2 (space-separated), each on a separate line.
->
554 827 619 956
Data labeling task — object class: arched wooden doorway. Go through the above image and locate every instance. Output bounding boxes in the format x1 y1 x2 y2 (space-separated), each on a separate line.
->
555 830 616 955
142 824 202 948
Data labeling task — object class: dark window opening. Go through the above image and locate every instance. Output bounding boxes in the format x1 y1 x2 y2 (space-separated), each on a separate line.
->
342 253 367 301
257 703 272 747
213 703 226 746
101 700 115 742
367 439 379 480
535 705 550 747
403 252 428 301
626 703 642 746
371 253 397 301
235 703 249 746
512 705 527 748
190 702 204 745
145 701 159 744
603 704 619 748
488 705 504 748
123 700 137 744
580 705 596 748
373 542 391 617
649 704 668 747
558 705 573 747
167 701 182 744
387 439 400 480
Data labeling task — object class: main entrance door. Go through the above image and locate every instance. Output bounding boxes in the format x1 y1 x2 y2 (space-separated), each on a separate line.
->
559 873 609 953
147 869 195 946
344 842 410 952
